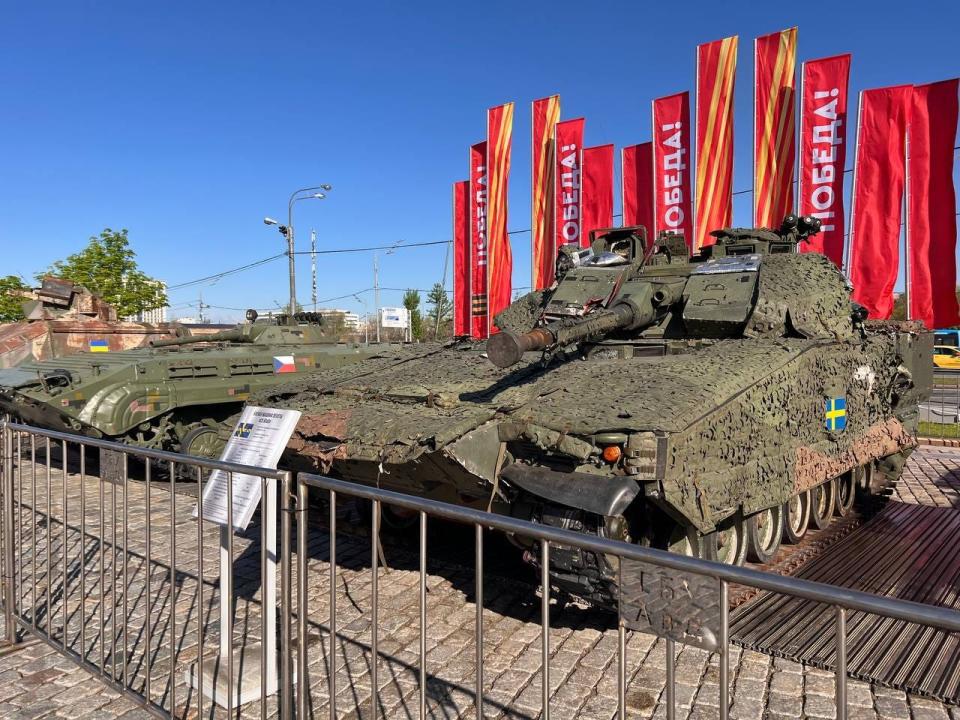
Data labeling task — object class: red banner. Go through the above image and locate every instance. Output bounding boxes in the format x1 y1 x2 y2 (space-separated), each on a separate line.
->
532 95 560 290
798 54 851 266
487 102 514 331
554 118 585 253
696 36 738 250
849 86 912 319
582 144 614 246
754 27 797 227
908 79 960 328
469 141 488 339
621 143 654 236
452 180 470 336
653 93 694 251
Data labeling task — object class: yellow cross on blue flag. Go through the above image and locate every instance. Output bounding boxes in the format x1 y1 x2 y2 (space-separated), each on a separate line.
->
825 397 847 431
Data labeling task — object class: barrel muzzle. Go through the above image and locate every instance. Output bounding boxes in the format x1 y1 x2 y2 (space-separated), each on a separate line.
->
486 328 555 368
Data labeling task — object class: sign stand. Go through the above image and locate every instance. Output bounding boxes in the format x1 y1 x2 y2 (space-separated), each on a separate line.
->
186 480 279 707
185 406 301 709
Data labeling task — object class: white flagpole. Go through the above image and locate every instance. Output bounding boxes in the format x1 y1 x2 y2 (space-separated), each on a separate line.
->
651 99 658 244
753 35 759 226
845 91 865 279
694 44 701 252
904 121 912 321
531 99 536 290
620 147 627 227
795 60 805 217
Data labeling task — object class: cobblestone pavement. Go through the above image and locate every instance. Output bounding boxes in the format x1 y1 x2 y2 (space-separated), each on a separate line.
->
0 443 959 720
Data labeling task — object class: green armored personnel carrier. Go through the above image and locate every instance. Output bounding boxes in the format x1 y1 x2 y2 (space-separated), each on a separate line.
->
251 218 931 602
0 311 378 458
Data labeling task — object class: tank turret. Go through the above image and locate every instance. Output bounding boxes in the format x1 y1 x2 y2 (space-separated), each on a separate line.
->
488 216 824 367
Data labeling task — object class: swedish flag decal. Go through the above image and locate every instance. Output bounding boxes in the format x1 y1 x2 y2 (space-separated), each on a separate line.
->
233 422 254 439
825 397 847 431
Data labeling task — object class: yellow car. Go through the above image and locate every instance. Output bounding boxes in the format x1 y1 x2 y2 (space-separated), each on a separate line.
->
933 345 960 368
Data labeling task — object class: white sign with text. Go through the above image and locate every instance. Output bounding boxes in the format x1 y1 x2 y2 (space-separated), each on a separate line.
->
195 405 301 530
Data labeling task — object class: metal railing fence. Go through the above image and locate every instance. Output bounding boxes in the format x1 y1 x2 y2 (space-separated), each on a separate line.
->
0 420 291 720
922 369 960 439
294 472 960 720
2 417 960 720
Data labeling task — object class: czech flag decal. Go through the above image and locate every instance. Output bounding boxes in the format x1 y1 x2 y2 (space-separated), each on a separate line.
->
272 355 296 374
89 339 109 353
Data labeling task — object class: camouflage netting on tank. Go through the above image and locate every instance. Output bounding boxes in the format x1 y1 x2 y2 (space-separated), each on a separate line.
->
745 253 854 340
493 289 548 334
660 333 912 532
253 337 882 467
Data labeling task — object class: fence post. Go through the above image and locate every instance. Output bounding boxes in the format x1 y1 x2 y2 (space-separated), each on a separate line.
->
296 475 310 720
280 472 294 718
2 421 14 645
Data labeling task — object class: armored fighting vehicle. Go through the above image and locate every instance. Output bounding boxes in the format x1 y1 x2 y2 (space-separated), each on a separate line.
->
0 312 379 459
0 276 188 369
252 218 931 604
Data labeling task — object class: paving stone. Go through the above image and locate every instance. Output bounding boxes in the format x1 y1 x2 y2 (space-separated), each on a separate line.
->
876 697 911 720
805 691 839 718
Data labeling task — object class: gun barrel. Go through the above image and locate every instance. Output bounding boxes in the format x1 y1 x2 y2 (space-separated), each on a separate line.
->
487 303 635 368
149 329 250 348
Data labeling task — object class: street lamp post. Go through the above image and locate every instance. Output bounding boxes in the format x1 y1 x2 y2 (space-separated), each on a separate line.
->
264 184 332 317
372 239 406 343
353 294 369 345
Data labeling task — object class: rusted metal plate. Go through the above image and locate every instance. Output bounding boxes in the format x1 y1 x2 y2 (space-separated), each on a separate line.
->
731 502 960 703
620 560 722 651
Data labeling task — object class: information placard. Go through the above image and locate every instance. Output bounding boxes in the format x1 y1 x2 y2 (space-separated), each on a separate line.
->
195 406 301 530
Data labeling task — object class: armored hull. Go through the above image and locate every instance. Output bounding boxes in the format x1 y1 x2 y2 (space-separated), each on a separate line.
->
252 222 932 603
0 315 387 457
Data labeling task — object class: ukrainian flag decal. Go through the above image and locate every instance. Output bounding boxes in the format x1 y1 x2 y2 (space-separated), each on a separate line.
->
825 397 847 432
89 339 109 352
233 422 254 439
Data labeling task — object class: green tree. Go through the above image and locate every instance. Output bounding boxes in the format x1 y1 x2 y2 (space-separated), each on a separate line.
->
891 289 960 325
46 228 167 318
403 289 424 341
324 311 347 336
426 283 452 339
0 275 29 323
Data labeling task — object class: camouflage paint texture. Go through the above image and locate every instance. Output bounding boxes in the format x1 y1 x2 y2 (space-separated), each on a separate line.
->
0 321 380 450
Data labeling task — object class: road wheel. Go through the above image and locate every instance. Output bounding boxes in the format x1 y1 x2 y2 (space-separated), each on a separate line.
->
746 506 783 563
834 473 856 516
809 480 836 530
666 524 704 557
782 490 812 544
180 425 224 460
704 516 748 566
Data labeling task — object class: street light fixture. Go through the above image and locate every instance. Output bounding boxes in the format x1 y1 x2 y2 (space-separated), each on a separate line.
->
353 293 369 344
264 184 333 317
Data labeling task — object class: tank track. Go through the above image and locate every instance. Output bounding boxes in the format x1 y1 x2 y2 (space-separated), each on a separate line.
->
536 463 904 616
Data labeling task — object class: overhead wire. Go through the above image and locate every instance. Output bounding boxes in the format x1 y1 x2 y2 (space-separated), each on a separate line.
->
167 147 960 293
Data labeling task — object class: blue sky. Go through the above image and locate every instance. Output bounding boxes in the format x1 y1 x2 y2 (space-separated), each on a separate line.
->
2 1 958 322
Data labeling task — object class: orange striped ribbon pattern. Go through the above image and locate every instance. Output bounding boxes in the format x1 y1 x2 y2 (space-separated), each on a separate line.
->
754 27 797 228
695 35 738 251
531 95 560 290
487 102 514 332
